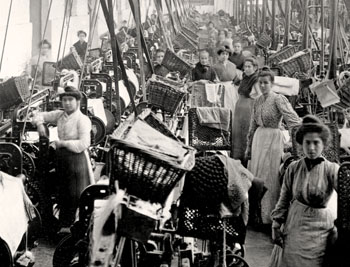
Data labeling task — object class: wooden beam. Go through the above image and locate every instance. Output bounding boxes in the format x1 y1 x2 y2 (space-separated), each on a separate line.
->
320 0 325 75
262 0 267 33
256 0 259 30
301 0 309 49
250 0 254 28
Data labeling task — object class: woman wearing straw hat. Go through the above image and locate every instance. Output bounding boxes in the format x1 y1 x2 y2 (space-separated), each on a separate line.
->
32 86 93 229
269 115 338 267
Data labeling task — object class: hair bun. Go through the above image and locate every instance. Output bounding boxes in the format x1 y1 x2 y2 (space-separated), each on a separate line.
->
302 115 322 125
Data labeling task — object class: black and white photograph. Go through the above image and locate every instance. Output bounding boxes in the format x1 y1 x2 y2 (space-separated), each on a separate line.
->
0 0 348 266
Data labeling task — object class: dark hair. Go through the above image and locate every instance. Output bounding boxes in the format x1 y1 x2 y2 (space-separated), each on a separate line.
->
244 57 259 68
155 49 165 55
295 115 331 146
208 21 214 26
38 39 51 49
259 66 275 82
217 45 232 56
77 30 87 37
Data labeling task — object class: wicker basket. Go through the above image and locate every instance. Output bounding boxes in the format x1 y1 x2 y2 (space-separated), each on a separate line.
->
177 206 245 243
268 45 297 66
162 49 193 77
185 19 199 32
174 32 197 53
291 123 339 163
0 76 30 109
147 75 187 114
182 26 199 40
56 49 83 70
109 138 195 204
338 162 350 230
278 50 312 77
256 32 272 48
188 108 232 151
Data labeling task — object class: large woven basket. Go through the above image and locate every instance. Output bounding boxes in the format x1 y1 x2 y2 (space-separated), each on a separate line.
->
268 45 297 66
188 108 232 151
56 49 83 70
0 76 30 109
109 138 195 204
278 50 312 77
174 32 197 53
185 19 199 32
147 75 187 114
256 32 272 49
162 49 193 77
291 123 339 163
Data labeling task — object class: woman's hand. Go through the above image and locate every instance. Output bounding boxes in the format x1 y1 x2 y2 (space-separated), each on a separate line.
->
272 226 284 247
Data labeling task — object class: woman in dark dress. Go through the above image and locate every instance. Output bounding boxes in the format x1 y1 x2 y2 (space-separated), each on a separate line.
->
73 30 88 60
231 57 259 167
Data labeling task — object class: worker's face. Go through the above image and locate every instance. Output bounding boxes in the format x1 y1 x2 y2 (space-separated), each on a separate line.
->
244 61 256 76
208 22 214 30
218 31 226 41
78 33 86 42
233 42 242 53
302 133 324 159
62 96 78 114
258 76 273 96
156 52 164 65
199 52 210 65
218 51 229 63
227 30 232 38
41 44 51 56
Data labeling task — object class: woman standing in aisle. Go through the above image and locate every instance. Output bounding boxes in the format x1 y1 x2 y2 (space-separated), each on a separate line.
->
32 86 93 229
269 115 338 267
231 58 260 167
245 68 300 227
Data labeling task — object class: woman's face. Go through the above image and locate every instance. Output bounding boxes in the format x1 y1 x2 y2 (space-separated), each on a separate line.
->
244 61 256 76
218 31 226 41
302 132 324 159
218 51 229 63
199 52 210 65
62 96 78 114
259 76 272 96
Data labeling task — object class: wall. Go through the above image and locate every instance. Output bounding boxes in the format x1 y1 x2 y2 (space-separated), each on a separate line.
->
0 0 32 79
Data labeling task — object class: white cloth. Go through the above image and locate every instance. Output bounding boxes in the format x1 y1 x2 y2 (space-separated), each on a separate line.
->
272 76 300 96
0 172 29 256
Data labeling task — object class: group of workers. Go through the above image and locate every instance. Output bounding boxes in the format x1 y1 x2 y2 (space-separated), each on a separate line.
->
20 8 341 266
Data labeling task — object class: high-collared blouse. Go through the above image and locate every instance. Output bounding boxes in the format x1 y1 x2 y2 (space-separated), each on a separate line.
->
271 157 339 228
33 109 91 153
247 92 301 149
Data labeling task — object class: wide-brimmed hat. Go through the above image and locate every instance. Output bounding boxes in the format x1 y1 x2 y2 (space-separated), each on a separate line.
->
59 86 82 100
217 45 232 56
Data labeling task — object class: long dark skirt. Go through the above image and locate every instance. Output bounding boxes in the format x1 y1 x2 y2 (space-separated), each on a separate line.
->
56 148 90 227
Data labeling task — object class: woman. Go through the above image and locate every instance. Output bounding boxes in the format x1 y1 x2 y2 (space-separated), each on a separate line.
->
32 86 93 228
73 30 88 60
191 50 218 82
232 58 259 167
216 30 227 48
245 68 300 226
213 46 242 83
269 115 338 267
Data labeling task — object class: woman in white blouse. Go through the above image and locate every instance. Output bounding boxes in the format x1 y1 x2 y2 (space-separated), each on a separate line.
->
32 86 92 228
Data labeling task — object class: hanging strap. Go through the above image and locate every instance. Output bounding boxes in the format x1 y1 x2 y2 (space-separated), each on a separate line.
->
0 0 13 72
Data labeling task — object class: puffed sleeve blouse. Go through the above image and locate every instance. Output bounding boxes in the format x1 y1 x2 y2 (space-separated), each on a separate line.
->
247 92 301 150
32 109 91 153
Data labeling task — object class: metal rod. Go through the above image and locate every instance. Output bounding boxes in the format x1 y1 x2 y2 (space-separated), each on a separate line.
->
0 0 13 72
262 0 267 33
320 0 325 75
283 0 291 46
256 0 259 31
327 0 339 79
271 0 276 49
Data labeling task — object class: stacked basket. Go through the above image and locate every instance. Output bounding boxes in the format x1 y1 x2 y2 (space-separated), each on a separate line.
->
147 75 187 114
0 76 30 109
268 45 297 67
162 48 193 77
174 32 197 53
256 32 272 49
277 50 312 77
